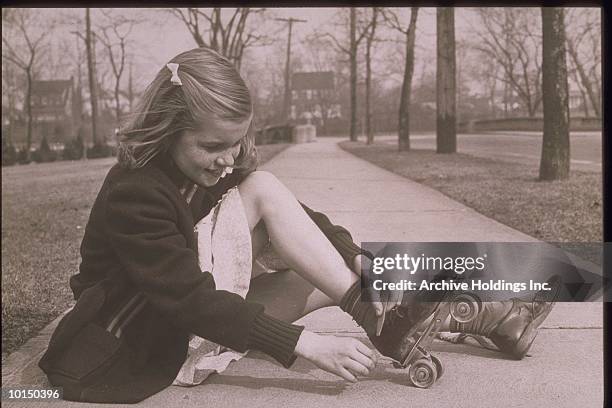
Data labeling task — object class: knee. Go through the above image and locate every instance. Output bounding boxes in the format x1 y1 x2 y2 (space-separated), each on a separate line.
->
239 170 288 216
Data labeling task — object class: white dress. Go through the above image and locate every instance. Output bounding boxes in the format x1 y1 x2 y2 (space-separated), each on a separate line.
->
172 186 254 386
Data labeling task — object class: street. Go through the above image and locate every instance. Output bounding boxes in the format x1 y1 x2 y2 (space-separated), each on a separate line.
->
378 131 602 173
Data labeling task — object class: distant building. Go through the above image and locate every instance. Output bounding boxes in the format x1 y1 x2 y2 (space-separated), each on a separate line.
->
30 78 80 145
292 71 335 91
290 71 341 128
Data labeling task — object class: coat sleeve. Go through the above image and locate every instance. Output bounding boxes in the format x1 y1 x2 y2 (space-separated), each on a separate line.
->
300 203 373 265
104 178 303 366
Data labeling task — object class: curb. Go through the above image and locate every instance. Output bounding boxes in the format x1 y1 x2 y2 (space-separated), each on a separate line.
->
2 309 70 386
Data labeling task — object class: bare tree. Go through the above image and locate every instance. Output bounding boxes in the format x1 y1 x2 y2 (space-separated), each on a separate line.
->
565 8 600 117
169 8 268 70
2 61 20 146
363 8 380 145
472 8 543 117
436 7 456 153
84 8 100 146
96 10 139 127
2 9 51 157
382 7 419 151
540 8 570 181
317 8 370 141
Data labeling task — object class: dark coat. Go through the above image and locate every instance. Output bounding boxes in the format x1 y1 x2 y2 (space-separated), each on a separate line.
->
39 155 363 403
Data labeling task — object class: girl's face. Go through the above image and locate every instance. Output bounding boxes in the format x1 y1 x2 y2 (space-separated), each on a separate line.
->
170 116 250 187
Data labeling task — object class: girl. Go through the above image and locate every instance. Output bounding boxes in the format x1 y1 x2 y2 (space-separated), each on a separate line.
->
39 47 556 403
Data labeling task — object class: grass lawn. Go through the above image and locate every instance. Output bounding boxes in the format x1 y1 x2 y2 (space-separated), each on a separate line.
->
339 140 602 246
1 143 290 359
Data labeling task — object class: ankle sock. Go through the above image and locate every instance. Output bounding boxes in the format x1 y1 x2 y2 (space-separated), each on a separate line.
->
339 280 362 313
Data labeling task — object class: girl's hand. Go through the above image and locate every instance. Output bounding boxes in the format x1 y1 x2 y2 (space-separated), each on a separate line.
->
352 254 403 336
294 330 377 382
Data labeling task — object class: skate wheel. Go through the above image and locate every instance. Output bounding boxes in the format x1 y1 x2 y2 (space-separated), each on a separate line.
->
431 355 444 380
450 293 480 323
409 359 437 388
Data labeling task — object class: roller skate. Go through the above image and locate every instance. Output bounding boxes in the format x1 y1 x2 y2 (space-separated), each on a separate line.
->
449 275 561 359
339 280 443 364
391 290 482 388
395 275 560 388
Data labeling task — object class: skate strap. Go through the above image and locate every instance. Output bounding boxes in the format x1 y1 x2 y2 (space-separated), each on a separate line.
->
436 332 500 352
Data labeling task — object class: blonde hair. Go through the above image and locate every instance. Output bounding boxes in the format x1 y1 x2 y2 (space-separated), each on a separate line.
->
117 47 257 170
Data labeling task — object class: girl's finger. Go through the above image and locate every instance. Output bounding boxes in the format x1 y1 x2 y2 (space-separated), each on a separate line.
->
373 301 383 316
394 291 404 308
345 358 371 377
349 347 375 370
390 290 402 306
337 366 358 383
355 341 375 359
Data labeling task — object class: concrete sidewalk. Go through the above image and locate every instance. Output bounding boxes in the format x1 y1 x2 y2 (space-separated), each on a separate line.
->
2 138 603 407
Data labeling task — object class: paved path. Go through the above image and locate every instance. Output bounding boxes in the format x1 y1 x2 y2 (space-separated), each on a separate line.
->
2 139 603 407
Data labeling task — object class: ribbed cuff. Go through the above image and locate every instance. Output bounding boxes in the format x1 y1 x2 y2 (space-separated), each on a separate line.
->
247 312 305 368
333 232 367 266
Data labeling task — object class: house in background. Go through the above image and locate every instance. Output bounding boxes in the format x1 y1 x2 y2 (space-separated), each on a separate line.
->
30 78 80 147
291 71 341 135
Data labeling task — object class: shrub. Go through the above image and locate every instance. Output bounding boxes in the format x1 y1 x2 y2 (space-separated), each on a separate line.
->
2 139 17 166
32 137 57 163
16 147 31 165
87 142 113 159
61 135 84 161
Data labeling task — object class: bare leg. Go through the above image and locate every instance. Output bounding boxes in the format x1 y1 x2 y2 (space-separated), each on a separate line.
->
247 269 335 323
238 172 379 383
238 171 359 304
246 208 336 323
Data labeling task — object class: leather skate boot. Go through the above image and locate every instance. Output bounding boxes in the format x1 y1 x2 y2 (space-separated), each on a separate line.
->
340 280 443 362
450 276 560 359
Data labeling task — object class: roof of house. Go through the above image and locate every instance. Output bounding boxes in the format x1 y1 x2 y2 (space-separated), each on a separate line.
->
31 79 73 111
30 79 73 117
292 71 334 91
31 79 73 96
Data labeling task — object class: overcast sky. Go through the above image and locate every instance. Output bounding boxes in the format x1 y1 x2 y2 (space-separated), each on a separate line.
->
121 8 447 86
5 7 599 96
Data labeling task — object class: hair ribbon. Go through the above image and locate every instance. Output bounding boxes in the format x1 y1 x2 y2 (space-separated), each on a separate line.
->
166 63 182 86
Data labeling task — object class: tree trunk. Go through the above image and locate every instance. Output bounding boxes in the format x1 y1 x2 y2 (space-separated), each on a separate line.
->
365 8 378 145
85 8 99 146
489 81 497 117
114 83 121 127
566 38 600 117
398 8 419 152
128 62 134 112
579 86 590 117
528 101 538 118
25 68 33 159
365 32 372 144
349 8 358 141
539 7 570 181
436 7 456 154
7 85 14 146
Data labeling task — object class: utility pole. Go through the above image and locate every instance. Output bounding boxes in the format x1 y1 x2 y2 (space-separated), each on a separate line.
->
503 9 510 118
276 17 307 123
85 8 99 147
73 31 86 160
349 8 357 141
